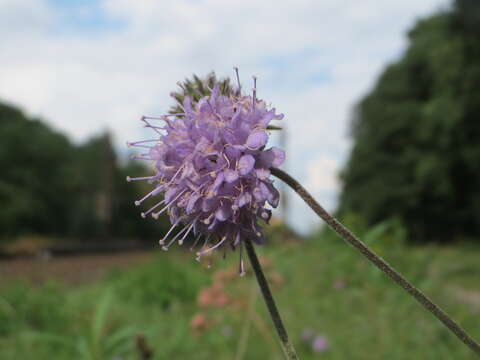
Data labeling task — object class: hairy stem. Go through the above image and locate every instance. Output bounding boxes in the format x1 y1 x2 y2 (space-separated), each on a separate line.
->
271 167 480 356
244 239 299 359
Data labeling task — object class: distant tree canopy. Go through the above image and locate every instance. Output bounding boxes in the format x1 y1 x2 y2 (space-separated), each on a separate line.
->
0 101 168 244
339 0 480 242
0 103 75 237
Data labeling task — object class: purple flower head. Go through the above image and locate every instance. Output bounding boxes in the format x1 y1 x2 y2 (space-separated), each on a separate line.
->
127 70 284 273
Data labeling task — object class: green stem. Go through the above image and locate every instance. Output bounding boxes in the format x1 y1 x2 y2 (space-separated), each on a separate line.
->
244 239 299 360
271 167 480 356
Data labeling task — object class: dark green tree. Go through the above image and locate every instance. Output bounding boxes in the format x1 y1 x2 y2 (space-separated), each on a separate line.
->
0 101 168 244
0 102 76 240
339 0 480 242
66 133 169 242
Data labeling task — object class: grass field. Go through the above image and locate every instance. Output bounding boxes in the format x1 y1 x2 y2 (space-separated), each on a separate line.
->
1 221 479 359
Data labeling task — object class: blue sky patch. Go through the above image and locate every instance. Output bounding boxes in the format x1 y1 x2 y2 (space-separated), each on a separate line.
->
261 50 332 89
48 0 126 35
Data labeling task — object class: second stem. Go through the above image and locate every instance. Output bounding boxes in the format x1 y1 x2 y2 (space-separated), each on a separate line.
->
244 238 299 360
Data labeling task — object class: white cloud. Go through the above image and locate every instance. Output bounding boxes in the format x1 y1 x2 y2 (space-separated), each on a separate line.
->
307 156 340 195
0 0 449 233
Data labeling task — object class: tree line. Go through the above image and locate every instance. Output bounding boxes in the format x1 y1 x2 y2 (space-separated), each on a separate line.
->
339 0 480 243
0 101 168 245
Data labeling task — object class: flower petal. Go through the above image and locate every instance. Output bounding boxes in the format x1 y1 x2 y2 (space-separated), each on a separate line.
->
265 182 280 207
258 109 276 127
270 147 285 167
238 154 255 176
255 168 270 180
259 147 285 168
238 192 252 207
186 193 201 214
246 130 268 149
224 169 239 183
202 197 218 212
215 203 232 221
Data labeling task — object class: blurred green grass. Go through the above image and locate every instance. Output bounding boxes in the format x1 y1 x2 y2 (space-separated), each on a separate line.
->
0 222 479 359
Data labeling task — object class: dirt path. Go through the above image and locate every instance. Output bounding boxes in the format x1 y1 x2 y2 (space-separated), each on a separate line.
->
0 251 154 286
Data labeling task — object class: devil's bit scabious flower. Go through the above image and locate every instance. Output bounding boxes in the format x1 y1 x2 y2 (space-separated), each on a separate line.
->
127 72 284 273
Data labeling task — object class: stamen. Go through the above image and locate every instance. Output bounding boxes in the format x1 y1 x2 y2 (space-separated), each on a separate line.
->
141 200 165 218
252 75 257 109
178 221 196 245
127 139 159 146
222 152 231 168
233 67 242 95
190 233 203 251
203 214 214 225
191 180 209 195
143 114 185 120
126 175 156 182
152 188 187 219
196 235 228 257
159 221 180 245
162 222 192 250
239 243 246 276
141 118 164 135
163 153 196 187
130 155 154 161
134 186 162 206
196 234 212 261
144 124 165 131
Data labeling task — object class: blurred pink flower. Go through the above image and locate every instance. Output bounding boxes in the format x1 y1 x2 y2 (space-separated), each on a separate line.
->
301 328 315 342
334 279 346 290
312 334 329 353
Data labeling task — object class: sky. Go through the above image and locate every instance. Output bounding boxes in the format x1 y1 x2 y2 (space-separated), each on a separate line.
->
0 0 448 234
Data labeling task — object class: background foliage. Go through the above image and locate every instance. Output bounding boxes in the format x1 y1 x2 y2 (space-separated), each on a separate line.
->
0 102 167 245
1 222 479 359
339 0 480 243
